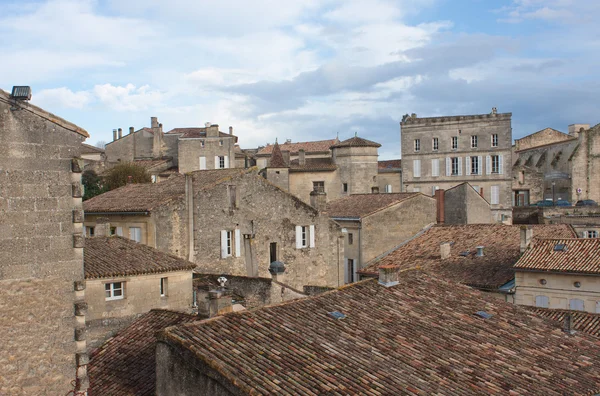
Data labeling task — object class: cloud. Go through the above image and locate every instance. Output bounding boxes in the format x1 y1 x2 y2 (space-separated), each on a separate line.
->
33 87 92 109
93 84 164 112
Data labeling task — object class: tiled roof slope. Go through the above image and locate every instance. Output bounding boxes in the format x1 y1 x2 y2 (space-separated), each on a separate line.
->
85 236 196 279
360 224 577 289
256 139 337 156
529 308 600 337
133 157 173 170
161 270 600 396
330 135 381 148
167 127 237 141
268 141 287 168
378 159 401 169
288 157 337 172
327 193 422 218
81 143 105 154
514 238 600 274
89 309 198 395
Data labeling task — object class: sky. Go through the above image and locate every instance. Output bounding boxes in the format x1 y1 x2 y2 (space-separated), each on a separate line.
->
1 0 598 160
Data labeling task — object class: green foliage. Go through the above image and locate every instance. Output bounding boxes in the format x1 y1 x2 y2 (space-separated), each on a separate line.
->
103 162 152 191
82 170 106 201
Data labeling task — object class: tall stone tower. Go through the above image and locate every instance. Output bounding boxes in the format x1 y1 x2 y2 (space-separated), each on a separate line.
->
331 135 380 194
265 140 289 191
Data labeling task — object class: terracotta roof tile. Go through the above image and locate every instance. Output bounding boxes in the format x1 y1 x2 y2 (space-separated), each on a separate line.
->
330 135 381 148
360 224 577 289
88 309 197 395
528 308 600 337
515 238 600 274
133 157 173 170
81 143 105 154
256 139 337 156
161 270 600 395
84 236 196 279
327 193 423 218
378 159 401 169
288 157 337 172
268 141 287 168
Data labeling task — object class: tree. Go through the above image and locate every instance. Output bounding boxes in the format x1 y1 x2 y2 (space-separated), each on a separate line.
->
82 170 106 201
95 140 107 149
103 162 152 191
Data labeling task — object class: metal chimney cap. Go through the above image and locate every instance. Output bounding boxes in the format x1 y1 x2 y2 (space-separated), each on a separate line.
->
269 261 285 275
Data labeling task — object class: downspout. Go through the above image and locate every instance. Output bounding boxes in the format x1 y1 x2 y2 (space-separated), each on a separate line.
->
186 174 195 262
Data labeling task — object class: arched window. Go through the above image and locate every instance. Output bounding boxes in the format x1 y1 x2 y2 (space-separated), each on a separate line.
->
569 299 584 311
535 295 549 308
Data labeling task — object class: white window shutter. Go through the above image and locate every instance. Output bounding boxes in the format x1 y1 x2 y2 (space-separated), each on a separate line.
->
116 227 123 237
215 156 220 169
309 225 315 248
199 156 206 170
234 229 241 257
465 156 471 176
477 156 483 175
431 159 437 177
583 231 588 238
224 156 229 169
486 155 491 175
491 185 499 205
457 157 463 176
295 226 302 249
498 154 504 174
220 230 228 258
446 157 451 176
413 159 420 178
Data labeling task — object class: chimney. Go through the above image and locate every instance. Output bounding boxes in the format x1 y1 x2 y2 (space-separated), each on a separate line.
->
94 217 111 237
491 107 497 115
229 126 233 135
129 126 134 135
153 122 164 158
282 150 290 166
378 265 400 287
269 261 286 284
479 187 484 197
298 149 306 166
310 190 327 212
151 117 159 128
440 242 451 259
127 175 133 184
113 129 118 141
118 128 122 139
476 246 484 257
207 288 233 318
568 124 590 136
563 313 575 335
435 189 445 224
520 225 533 253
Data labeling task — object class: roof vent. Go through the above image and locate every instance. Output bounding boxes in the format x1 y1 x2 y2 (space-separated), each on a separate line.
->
268 260 285 275
205 122 211 128
476 246 484 257
474 311 493 319
11 86 32 101
554 244 567 252
459 250 470 257
327 311 346 320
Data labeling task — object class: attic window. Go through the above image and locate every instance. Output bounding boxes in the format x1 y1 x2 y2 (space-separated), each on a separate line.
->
474 311 493 319
327 311 346 320
554 244 567 252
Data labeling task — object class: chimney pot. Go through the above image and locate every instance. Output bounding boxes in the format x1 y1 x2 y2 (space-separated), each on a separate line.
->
440 242 451 259
129 126 134 134
378 265 400 287
118 128 122 139
113 129 118 141
476 246 484 257
229 126 233 135
520 225 533 254
563 313 575 334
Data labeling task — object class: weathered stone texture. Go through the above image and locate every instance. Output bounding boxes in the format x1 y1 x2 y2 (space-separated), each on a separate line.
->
178 137 236 173
444 183 493 224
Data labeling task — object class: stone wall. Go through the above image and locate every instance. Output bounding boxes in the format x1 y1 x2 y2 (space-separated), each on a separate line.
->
178 136 236 173
288 170 341 203
514 127 575 151
104 129 155 163
333 146 379 195
84 213 156 247
444 183 493 224
377 171 402 193
0 94 86 394
572 127 600 203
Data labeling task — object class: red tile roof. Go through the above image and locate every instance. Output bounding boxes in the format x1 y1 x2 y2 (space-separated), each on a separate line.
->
378 159 401 169
327 193 423 218
268 141 287 168
514 238 600 274
133 157 173 171
89 309 198 395
256 139 337 156
161 270 600 395
330 135 381 148
288 157 337 172
84 236 196 279
529 308 600 337
359 224 577 289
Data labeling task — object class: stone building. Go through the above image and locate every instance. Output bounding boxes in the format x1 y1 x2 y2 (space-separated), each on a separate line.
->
377 159 402 193
401 109 513 222
155 268 600 395
514 236 600 313
83 168 345 291
440 182 493 224
81 142 106 173
255 138 338 169
262 135 382 204
512 123 599 206
104 117 238 174
0 87 89 394
326 193 437 283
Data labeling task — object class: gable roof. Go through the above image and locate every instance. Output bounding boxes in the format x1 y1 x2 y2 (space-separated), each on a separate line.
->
515 127 577 152
88 309 198 395
528 308 600 338
160 270 600 395
0 88 89 138
256 139 337 156
133 157 173 171
359 224 577 289
81 143 105 154
378 159 401 172
514 238 600 274
84 236 196 279
167 127 237 142
327 193 424 218
288 157 337 172
330 135 381 149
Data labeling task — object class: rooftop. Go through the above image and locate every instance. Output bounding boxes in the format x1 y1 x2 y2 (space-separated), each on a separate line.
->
514 238 600 274
288 157 337 172
161 270 600 395
88 309 197 395
378 159 401 171
268 141 287 168
81 143 105 154
256 138 337 156
167 127 237 142
359 224 577 289
133 157 173 171
528 308 600 338
327 193 423 218
330 135 381 149
84 236 196 279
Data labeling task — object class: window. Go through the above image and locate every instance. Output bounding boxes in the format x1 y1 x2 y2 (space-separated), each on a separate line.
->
348 233 354 245
269 242 277 263
491 134 498 147
471 135 478 148
110 226 123 236
470 156 479 175
413 159 421 178
343 183 348 193
451 136 458 150
535 295 549 308
431 159 439 177
295 225 315 249
220 229 241 258
347 259 355 284
385 184 392 193
200 140 205 148
569 299 584 311
219 140 224 146
313 181 325 193
129 227 141 243
432 137 439 151
431 186 439 196
414 139 420 152
585 230 598 238
199 156 206 170
451 157 459 176
105 282 124 301
223 230 232 257
219 156 226 169
491 185 500 205
491 155 501 174
413 187 421 193
86 226 95 237
160 277 168 297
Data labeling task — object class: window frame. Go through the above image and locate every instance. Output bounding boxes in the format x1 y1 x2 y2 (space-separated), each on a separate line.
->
343 183 348 193
313 181 325 193
219 156 226 169
225 230 233 256
301 226 308 248
348 232 353 245
451 136 458 150
587 230 598 238
105 282 124 301
471 156 479 175
471 135 478 148
451 157 459 176
129 227 142 243
414 139 420 152
432 137 439 151
491 155 500 174
491 134 499 147
160 277 168 297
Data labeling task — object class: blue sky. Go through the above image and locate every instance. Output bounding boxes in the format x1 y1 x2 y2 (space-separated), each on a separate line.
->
1 0 598 159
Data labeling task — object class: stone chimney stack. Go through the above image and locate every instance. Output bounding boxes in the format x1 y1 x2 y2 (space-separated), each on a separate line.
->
440 242 451 259
151 117 159 128
563 313 575 334
378 265 400 287
298 149 306 166
152 120 164 158
94 217 111 237
113 129 118 141
520 225 533 254
435 189 445 224
229 126 233 135
129 126 134 135
568 124 590 137
118 128 122 139
310 190 327 212
207 288 233 318
281 150 290 167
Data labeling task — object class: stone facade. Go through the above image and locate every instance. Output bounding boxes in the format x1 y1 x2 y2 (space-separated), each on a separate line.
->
401 110 513 222
0 88 88 394
443 183 493 224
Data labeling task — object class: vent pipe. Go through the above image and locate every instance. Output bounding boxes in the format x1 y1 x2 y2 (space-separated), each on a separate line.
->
476 246 484 257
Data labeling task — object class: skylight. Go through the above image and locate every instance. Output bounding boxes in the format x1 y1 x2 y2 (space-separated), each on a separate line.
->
553 244 567 252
